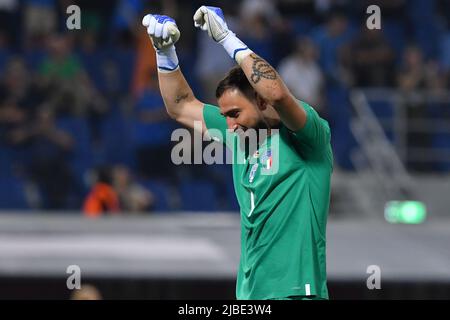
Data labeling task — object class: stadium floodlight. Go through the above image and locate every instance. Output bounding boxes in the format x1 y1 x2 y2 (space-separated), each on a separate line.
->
384 201 427 224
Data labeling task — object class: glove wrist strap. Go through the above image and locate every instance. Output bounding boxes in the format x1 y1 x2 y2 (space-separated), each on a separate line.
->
219 32 253 65
156 45 179 73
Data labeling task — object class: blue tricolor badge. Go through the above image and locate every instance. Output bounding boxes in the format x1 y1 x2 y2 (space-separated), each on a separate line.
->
260 149 272 170
249 163 258 183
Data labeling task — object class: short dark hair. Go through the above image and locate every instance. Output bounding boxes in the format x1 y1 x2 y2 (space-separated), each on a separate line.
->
215 66 254 100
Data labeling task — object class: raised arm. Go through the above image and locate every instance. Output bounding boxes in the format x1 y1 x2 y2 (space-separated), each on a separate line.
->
239 53 306 131
142 14 206 133
193 6 307 132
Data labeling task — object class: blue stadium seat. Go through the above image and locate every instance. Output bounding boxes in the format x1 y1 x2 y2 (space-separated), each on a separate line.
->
428 102 450 172
0 145 15 177
111 49 136 93
326 85 357 170
100 113 135 168
76 49 109 92
431 133 450 172
56 117 93 177
24 49 46 71
224 177 239 212
0 176 29 209
407 0 440 59
290 16 314 36
206 164 239 212
179 180 218 212
140 179 173 212
382 20 406 62
440 33 450 71
0 48 11 75
368 100 395 141
368 100 394 118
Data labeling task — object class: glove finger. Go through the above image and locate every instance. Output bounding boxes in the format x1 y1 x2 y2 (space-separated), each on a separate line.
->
154 20 163 38
162 23 169 40
168 24 180 43
193 7 205 27
204 11 212 37
142 14 151 27
148 15 157 35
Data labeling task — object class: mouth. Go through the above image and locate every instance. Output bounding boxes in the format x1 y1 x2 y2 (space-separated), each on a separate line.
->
233 125 248 133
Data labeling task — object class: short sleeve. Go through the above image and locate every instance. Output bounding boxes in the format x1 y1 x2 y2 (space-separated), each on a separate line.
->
202 103 228 144
289 101 331 155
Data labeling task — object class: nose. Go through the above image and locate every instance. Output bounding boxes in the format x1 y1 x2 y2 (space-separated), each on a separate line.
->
226 117 238 131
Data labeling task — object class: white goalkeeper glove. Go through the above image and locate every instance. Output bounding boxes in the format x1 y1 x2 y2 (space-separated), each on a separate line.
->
142 14 181 72
193 6 253 64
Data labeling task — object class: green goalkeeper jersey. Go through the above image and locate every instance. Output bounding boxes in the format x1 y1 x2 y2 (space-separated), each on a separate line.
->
203 100 333 300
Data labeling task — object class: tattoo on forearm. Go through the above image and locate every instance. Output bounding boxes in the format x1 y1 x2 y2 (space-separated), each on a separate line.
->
175 93 189 104
249 53 277 84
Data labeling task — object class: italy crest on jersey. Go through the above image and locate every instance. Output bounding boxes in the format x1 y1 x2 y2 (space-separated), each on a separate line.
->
260 149 272 170
249 163 258 183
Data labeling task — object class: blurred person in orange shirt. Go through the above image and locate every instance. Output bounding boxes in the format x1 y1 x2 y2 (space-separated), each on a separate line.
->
83 167 120 217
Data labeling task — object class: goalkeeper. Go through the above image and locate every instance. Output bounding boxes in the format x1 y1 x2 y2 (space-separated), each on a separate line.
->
142 6 333 300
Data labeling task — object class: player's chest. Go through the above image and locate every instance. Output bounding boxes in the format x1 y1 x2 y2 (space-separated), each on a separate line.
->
233 136 303 191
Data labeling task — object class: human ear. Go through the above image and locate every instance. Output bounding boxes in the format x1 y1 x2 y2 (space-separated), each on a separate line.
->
255 93 267 110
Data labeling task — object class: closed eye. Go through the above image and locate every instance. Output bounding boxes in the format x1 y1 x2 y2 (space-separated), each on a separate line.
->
222 110 240 118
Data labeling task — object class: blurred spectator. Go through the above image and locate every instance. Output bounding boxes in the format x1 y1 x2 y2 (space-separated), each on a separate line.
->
238 0 281 64
0 0 19 46
132 24 157 98
78 31 121 101
354 0 406 18
406 0 440 60
8 107 76 209
276 0 316 18
278 37 324 111
39 35 81 83
83 167 120 217
70 284 102 300
112 165 154 212
427 62 449 96
0 58 37 142
438 0 450 28
38 35 107 118
75 0 117 41
310 11 354 82
112 0 144 47
397 45 438 92
342 28 395 87
440 31 450 74
132 75 177 181
241 0 279 17
314 0 352 17
23 0 57 46
396 45 444 172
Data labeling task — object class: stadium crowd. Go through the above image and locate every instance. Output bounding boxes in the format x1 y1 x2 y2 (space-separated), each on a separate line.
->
0 0 449 212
